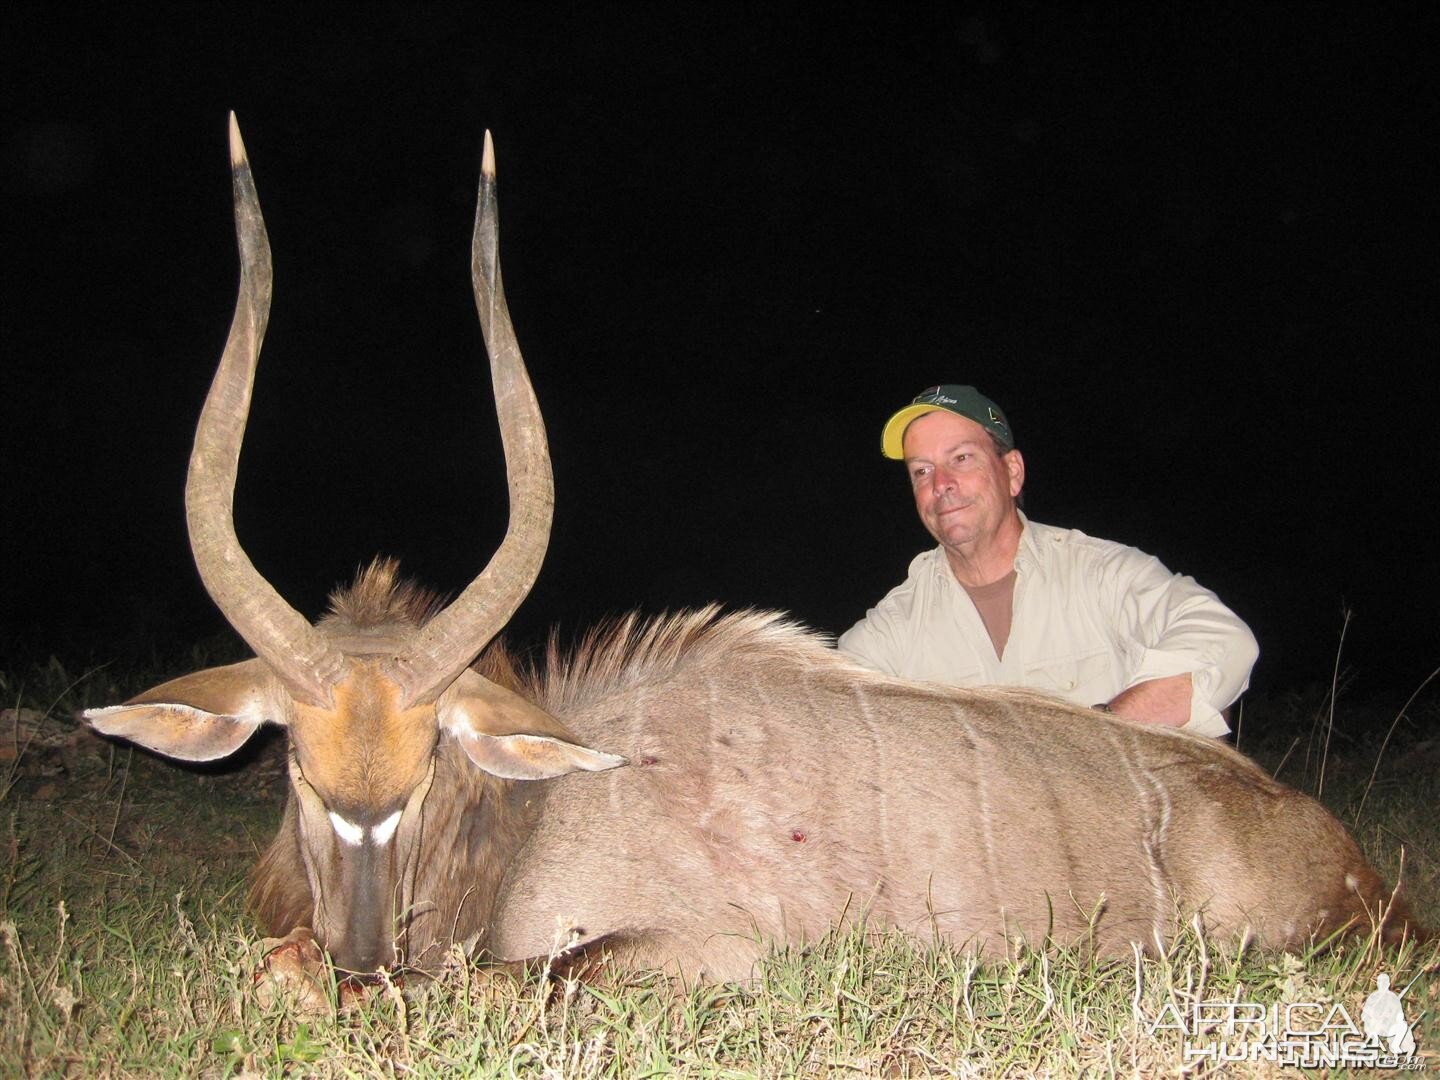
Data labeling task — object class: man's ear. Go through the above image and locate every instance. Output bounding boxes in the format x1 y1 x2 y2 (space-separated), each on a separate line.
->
83 658 282 762
438 668 627 781
1005 447 1025 497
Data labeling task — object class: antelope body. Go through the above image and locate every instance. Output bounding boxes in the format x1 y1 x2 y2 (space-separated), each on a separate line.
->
87 119 1415 981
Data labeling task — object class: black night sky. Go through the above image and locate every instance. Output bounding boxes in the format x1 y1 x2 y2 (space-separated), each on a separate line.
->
4 6 1438 704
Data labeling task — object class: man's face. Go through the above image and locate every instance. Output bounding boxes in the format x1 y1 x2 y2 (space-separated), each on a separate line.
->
903 410 1024 553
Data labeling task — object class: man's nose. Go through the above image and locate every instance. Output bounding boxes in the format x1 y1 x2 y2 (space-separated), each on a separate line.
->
930 467 956 494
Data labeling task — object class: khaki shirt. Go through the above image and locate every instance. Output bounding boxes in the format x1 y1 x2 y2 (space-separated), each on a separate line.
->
837 516 1258 737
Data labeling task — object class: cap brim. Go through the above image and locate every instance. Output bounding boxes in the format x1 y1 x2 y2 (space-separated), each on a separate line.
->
881 404 951 459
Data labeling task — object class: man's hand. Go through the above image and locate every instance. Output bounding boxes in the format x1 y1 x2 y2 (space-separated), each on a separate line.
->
1105 673 1192 727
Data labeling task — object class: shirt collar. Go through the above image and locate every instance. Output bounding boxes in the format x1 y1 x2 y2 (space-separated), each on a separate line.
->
1014 510 1045 575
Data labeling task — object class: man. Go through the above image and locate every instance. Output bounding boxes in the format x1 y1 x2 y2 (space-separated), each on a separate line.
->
837 385 1257 736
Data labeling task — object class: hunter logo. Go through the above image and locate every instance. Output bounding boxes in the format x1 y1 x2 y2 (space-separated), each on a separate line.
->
1142 969 1424 1069
1364 974 1418 1058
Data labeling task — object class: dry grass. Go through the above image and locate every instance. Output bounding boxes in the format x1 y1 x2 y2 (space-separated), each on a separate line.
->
2 660 1437 1077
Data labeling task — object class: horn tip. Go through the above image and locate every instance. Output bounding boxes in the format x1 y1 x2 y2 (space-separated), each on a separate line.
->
228 112 249 169
482 130 495 181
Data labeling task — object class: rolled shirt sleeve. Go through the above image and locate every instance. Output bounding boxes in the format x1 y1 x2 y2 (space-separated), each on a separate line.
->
1106 546 1259 736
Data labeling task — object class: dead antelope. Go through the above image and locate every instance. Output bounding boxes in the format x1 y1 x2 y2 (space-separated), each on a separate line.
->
87 118 1420 981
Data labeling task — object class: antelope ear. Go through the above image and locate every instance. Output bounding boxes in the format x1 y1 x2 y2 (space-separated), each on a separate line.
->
83 658 281 762
439 668 627 781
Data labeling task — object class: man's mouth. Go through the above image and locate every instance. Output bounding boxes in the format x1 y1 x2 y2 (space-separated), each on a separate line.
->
937 501 973 516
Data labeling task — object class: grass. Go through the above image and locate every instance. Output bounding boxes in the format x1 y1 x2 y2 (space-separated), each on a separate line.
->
2 657 1437 1077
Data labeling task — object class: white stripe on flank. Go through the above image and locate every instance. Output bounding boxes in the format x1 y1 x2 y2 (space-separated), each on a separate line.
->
970 699 1004 931
1102 725 1175 946
372 809 403 846
328 811 364 846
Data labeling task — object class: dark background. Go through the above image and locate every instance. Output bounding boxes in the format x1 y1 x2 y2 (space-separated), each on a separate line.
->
3 5 1437 705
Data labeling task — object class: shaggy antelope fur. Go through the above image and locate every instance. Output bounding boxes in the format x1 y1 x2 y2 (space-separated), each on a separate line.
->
245 564 1415 980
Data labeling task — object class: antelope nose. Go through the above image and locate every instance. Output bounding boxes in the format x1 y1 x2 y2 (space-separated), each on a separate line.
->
334 943 387 975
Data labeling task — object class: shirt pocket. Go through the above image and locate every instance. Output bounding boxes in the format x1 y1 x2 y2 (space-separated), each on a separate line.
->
1023 649 1114 704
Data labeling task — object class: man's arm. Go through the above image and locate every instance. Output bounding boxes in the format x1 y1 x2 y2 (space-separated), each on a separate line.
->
836 604 906 677
1102 545 1259 734
1105 672 1192 727
836 552 937 678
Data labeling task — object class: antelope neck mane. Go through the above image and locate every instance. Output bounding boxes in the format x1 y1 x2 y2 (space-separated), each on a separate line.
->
323 562 841 713
525 606 834 715
321 558 446 632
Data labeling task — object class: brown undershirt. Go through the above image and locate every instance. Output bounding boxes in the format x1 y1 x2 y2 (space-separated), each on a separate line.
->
962 569 1017 660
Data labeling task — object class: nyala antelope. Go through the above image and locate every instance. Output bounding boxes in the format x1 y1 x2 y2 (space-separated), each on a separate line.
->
87 117 1420 980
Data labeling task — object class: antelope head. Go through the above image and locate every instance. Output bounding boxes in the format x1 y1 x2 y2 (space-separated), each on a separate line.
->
85 116 624 974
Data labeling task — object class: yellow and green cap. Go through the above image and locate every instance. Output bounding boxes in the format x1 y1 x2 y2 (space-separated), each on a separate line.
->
880 384 1013 459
